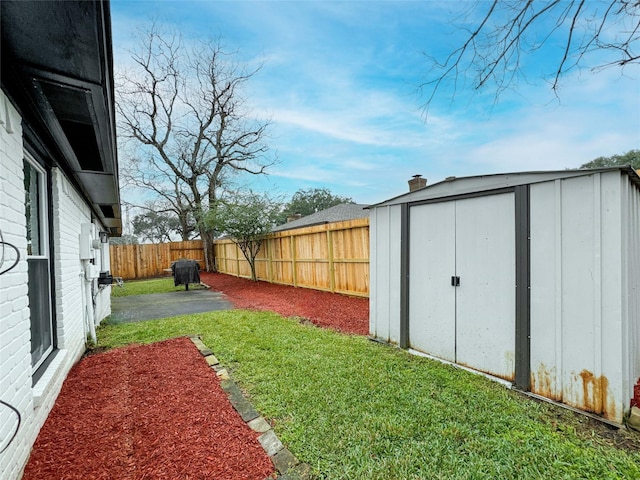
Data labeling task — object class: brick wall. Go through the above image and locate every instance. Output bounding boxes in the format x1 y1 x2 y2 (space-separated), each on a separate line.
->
51 167 91 350
0 89 114 479
50 167 112 343
0 89 35 480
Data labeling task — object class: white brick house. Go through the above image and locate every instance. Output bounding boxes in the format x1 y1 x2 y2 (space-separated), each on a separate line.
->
0 2 121 478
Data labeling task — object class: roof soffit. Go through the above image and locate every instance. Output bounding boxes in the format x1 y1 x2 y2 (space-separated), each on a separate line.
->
1 0 121 234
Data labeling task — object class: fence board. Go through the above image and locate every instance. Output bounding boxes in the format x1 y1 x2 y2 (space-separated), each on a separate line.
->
110 240 204 280
214 218 369 296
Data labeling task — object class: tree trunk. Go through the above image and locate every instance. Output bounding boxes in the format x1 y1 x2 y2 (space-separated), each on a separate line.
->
249 258 257 281
179 212 191 241
201 231 217 272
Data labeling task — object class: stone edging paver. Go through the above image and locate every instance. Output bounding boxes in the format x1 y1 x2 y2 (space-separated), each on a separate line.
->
188 335 312 480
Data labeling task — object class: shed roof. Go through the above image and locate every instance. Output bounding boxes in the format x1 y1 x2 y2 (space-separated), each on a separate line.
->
371 167 640 208
272 203 369 232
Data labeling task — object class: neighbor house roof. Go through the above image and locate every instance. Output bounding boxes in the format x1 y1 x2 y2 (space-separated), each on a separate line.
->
1 0 121 234
272 203 370 232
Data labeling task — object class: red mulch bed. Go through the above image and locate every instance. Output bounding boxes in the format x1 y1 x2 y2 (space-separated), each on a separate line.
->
199 272 369 336
23 337 275 480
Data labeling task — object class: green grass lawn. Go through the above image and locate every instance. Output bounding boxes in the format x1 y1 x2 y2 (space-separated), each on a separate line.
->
97 311 639 479
111 277 205 297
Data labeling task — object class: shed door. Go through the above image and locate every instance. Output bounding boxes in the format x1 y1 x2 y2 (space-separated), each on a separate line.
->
409 201 456 362
409 193 516 381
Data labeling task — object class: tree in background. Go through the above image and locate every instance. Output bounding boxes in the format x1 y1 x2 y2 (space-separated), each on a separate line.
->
212 192 281 281
119 169 198 242
117 23 273 271
580 149 640 169
422 1 639 110
277 187 354 225
132 211 180 243
109 234 138 245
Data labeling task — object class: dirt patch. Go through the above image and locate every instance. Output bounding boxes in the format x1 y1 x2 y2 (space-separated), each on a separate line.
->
23 337 275 480
551 410 640 453
199 272 369 335
593 424 640 452
81 345 109 358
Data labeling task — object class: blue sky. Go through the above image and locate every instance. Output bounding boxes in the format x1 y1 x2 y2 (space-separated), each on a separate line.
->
111 1 640 205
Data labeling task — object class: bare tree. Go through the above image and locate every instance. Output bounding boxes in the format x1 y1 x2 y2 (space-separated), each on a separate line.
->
120 158 197 241
116 24 273 270
422 1 639 110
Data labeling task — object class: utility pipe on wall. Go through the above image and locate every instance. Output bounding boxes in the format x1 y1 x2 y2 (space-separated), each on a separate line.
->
79 223 99 344
82 259 96 344
79 270 87 341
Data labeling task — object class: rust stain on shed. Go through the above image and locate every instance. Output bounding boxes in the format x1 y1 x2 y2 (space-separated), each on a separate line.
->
530 363 560 401
568 370 616 420
531 367 617 421
577 369 609 414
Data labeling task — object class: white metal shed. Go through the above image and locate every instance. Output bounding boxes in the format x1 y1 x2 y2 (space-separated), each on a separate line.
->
369 167 640 423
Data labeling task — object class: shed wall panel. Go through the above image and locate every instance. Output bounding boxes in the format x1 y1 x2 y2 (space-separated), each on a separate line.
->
621 175 640 408
387 206 402 344
599 172 625 420
530 172 626 421
560 175 599 411
369 208 378 335
530 180 562 400
369 205 402 343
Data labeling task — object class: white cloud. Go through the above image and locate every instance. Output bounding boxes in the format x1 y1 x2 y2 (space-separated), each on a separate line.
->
110 1 640 207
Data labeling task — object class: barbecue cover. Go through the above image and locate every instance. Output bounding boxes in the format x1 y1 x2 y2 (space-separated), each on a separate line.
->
171 259 200 287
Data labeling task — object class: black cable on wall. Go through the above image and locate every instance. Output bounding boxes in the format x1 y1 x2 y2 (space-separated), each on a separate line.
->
0 227 22 454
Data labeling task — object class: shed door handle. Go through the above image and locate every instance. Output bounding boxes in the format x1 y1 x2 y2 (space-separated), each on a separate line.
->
451 276 460 287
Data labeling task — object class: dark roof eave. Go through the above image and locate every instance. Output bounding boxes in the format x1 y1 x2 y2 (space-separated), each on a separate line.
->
0 0 121 235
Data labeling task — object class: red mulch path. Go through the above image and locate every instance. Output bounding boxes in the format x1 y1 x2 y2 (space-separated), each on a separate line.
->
199 272 369 336
23 337 275 480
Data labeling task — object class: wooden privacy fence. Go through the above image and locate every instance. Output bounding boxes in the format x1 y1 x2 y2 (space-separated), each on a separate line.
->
110 240 204 280
215 218 370 297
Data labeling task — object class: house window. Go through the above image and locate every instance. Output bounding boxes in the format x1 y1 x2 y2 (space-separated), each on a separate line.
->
24 154 53 371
